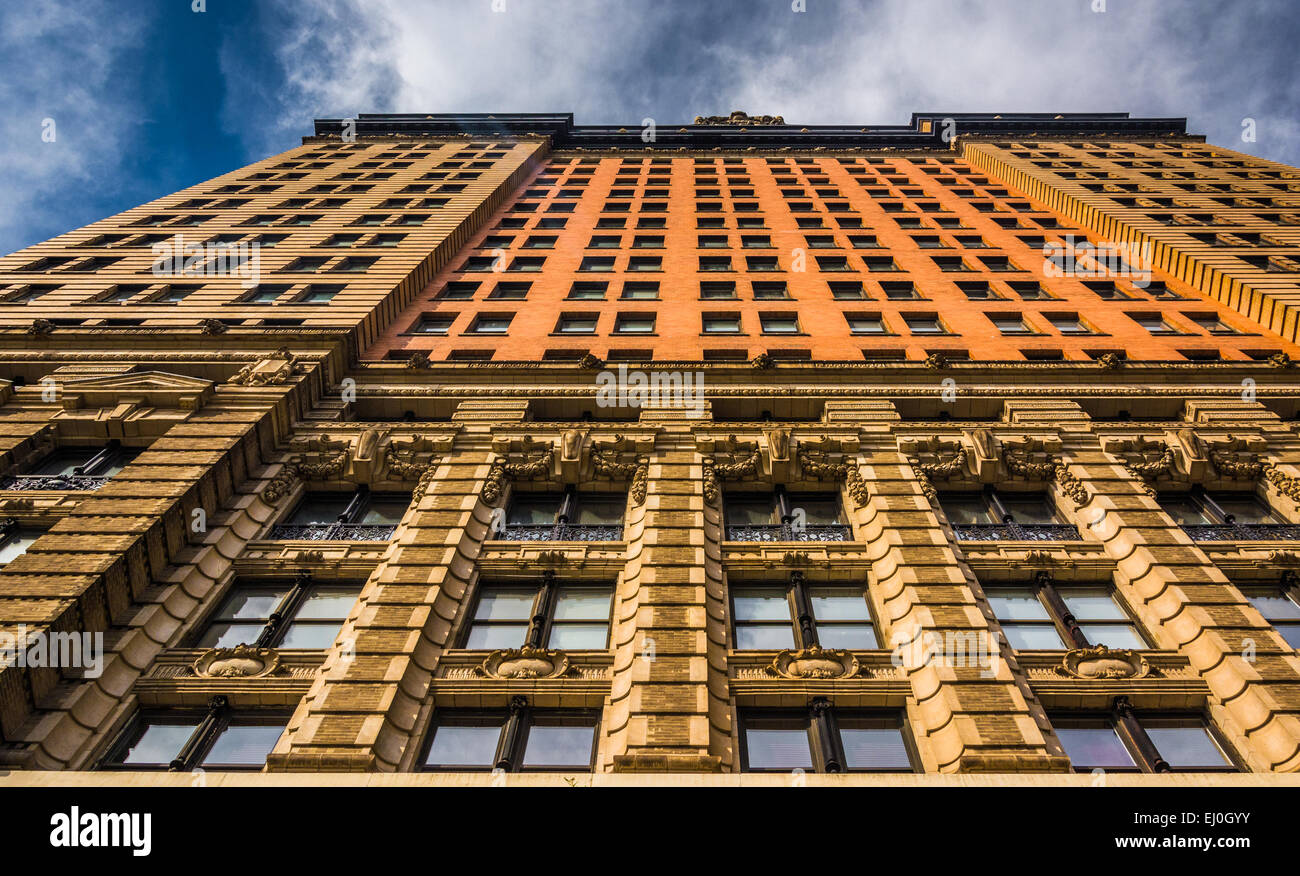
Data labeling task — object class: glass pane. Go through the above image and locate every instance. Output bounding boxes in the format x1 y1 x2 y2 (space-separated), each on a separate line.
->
744 725 813 770
1078 623 1146 650
733 589 790 621
0 532 38 565
466 623 528 650
1146 726 1230 769
809 590 870 621
30 448 99 476
940 496 995 525
1160 496 1214 525
115 721 199 766
1061 589 1127 621
986 589 1051 621
359 497 411 525
791 497 841 525
196 622 265 649
572 497 624 525
287 493 353 524
1275 623 1300 649
522 722 595 768
202 723 284 766
735 624 796 650
97 450 139 477
507 495 561 525
1058 726 1136 770
1211 495 1278 524
279 621 343 649
725 500 778 526
840 726 912 770
425 723 502 767
1000 495 1058 524
548 623 609 650
1002 623 1067 650
218 589 286 620
1248 594 1300 620
553 589 612 621
475 590 535 620
816 623 878 650
296 586 358 620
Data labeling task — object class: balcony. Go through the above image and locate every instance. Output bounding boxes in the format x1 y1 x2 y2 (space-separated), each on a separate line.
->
0 473 110 492
495 523 622 542
1180 522 1300 542
267 523 397 541
952 522 1082 541
724 523 852 542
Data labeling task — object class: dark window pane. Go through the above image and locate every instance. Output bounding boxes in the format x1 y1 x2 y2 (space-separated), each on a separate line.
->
113 721 199 766
1000 495 1058 524
521 720 595 768
425 722 503 767
791 497 842 525
744 721 813 770
359 497 411 525
941 496 996 525
507 495 561 525
202 723 284 767
1160 496 1214 525
1058 726 1136 770
30 449 100 476
735 624 796 650
1146 725 1231 769
1211 495 1278 524
287 494 353 524
196 622 265 649
726 500 777 526
839 722 912 770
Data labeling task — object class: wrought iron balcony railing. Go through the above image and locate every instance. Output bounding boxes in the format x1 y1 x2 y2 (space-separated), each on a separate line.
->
267 523 397 541
953 522 1082 541
1181 522 1300 542
0 474 111 491
724 523 852 542
493 523 623 542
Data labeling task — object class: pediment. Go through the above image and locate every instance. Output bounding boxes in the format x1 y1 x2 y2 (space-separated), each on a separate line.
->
58 370 215 410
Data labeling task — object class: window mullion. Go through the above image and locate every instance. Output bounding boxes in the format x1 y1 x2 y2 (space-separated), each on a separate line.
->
258 571 312 648
1033 571 1089 649
788 571 817 649
495 695 530 772
1111 696 1170 773
75 440 120 476
527 571 557 648
170 695 230 772
809 697 842 773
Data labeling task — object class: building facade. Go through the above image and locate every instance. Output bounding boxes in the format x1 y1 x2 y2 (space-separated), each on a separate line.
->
1 111 1300 783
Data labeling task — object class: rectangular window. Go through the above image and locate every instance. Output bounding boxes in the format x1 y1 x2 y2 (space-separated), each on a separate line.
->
739 710 913 773
464 581 613 650
102 712 288 771
196 578 360 650
422 709 598 772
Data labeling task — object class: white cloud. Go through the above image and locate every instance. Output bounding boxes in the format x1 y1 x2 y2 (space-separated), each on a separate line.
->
0 0 147 255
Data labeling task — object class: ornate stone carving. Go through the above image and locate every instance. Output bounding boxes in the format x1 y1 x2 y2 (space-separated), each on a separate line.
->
702 435 761 504
384 433 440 479
923 352 949 370
1002 439 1090 507
405 352 431 370
481 438 554 505
1108 435 1177 496
292 434 350 480
1267 351 1295 369
1095 352 1124 371
901 435 967 501
765 647 859 679
577 353 604 370
26 318 54 336
475 647 571 679
591 435 649 506
1056 645 1151 680
767 427 791 462
561 429 585 462
227 346 306 386
192 644 282 679
750 352 775 370
693 111 785 126
796 435 869 505
200 318 228 335
262 463 301 505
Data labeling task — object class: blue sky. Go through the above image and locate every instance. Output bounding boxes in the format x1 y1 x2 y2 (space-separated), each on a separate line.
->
2 0 1298 256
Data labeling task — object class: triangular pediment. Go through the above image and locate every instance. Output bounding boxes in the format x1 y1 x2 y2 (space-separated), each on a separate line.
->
58 370 215 410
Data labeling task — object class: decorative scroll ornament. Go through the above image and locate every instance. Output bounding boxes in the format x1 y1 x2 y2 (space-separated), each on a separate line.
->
796 435 869 505
292 434 349 480
412 462 441 502
1109 436 1177 496
227 346 306 386
1096 352 1125 371
192 644 282 679
765 647 860 680
591 435 649 506
1002 441 1090 507
1207 436 1300 503
262 463 301 505
384 433 441 480
476 647 571 679
481 437 554 505
901 435 967 501
1056 645 1150 680
693 111 785 126
702 435 760 504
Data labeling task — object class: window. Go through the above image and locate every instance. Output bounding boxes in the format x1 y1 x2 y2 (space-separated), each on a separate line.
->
1045 312 1093 334
759 313 800 334
496 490 625 541
579 256 615 272
703 313 742 334
627 256 661 272
881 282 920 300
487 282 530 300
752 281 789 300
1244 586 1300 649
102 709 288 771
699 255 733 272
2 442 142 490
988 312 1034 335
568 282 607 300
410 314 455 335
1160 489 1290 539
0 520 40 567
1129 312 1180 334
846 312 888 334
464 578 613 650
239 284 289 305
422 706 598 772
587 235 621 249
439 281 479 300
620 282 659 300
1053 711 1236 773
745 256 780 271
902 314 946 334
613 313 656 334
732 578 877 650
700 281 737 300
1185 312 1239 334
723 491 848 541
555 314 598 334
986 577 1147 650
828 281 866 300
467 314 514 334
270 487 410 540
739 707 914 773
940 490 1077 540
296 283 341 304
196 574 360 649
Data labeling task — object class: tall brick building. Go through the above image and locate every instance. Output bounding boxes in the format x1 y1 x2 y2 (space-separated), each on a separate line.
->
2 111 1300 784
